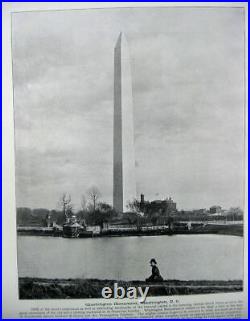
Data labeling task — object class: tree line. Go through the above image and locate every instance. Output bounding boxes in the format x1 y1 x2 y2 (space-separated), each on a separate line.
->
16 187 244 227
17 185 118 227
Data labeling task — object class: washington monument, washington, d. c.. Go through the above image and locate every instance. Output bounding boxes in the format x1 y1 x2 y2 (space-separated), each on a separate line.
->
113 33 136 213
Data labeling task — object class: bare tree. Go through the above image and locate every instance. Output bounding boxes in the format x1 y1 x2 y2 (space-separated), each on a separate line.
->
87 186 101 213
127 198 141 213
81 194 87 211
58 193 73 221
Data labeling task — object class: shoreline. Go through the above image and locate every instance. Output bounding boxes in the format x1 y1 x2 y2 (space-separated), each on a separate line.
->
19 277 243 299
17 223 243 237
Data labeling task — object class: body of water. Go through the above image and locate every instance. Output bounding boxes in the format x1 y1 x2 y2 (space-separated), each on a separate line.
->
17 234 243 281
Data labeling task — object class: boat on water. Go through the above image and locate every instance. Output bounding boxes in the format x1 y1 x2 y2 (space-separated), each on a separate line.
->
63 222 82 238
63 215 92 238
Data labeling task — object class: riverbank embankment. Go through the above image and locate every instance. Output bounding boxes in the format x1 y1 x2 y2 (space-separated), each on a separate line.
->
19 278 243 299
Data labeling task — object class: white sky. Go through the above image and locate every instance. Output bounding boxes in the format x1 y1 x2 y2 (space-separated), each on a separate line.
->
12 7 245 211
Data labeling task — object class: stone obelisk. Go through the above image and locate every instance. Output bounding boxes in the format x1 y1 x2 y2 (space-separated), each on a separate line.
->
113 32 136 213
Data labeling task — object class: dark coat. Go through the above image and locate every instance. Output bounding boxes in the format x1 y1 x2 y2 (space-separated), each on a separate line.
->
146 265 164 282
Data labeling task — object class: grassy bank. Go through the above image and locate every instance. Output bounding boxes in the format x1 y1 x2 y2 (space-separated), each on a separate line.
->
19 278 243 299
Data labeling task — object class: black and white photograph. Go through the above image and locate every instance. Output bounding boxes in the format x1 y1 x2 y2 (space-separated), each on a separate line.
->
12 5 245 300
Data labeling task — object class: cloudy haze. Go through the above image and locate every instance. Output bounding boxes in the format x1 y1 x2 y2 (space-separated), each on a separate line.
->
12 7 245 210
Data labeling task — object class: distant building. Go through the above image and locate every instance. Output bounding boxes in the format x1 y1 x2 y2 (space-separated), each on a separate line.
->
150 197 177 213
192 209 207 215
209 206 222 214
86 225 101 235
140 194 177 216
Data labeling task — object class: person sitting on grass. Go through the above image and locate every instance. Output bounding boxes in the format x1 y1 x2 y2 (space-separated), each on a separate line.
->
146 258 164 282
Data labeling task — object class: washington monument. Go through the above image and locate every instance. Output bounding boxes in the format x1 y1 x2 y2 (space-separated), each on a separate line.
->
113 33 136 213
